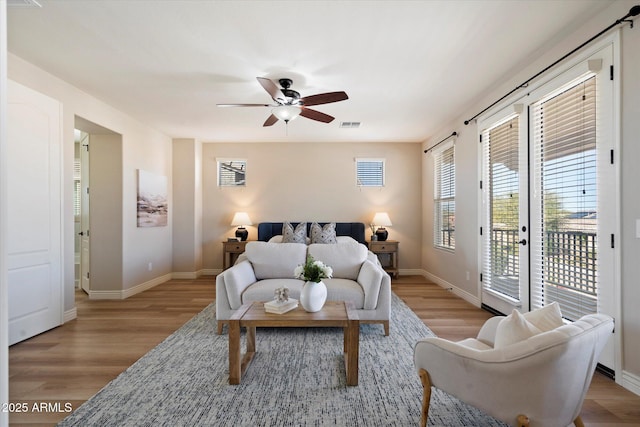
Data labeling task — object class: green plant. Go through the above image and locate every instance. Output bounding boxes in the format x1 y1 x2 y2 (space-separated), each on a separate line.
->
294 254 333 283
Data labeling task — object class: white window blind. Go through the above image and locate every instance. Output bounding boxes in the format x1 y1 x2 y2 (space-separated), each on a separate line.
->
218 160 246 187
433 143 455 250
73 159 81 217
482 116 521 300
531 75 597 321
356 158 385 187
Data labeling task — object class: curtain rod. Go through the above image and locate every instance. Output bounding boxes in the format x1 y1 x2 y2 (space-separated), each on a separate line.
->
424 131 457 153
463 4 640 126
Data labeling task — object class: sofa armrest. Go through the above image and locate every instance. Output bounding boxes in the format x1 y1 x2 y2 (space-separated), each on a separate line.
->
357 259 384 310
222 260 257 309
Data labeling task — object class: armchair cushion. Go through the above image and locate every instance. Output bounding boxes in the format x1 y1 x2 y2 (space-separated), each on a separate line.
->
523 301 563 332
494 309 542 349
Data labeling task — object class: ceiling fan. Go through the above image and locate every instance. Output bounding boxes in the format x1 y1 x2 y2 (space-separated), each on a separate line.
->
217 77 348 127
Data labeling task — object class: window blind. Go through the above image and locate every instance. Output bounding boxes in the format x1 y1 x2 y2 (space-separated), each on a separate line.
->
481 116 520 300
356 159 385 187
434 144 455 249
531 75 597 321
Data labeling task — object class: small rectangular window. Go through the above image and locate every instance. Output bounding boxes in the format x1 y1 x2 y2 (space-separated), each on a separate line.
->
217 159 246 187
355 158 385 187
433 143 455 250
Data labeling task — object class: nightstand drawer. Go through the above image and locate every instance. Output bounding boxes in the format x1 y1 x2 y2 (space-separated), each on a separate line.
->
370 242 398 253
225 243 246 253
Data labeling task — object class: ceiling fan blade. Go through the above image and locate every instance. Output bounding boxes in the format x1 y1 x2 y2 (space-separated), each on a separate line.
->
300 91 348 107
257 77 286 103
300 107 335 123
263 114 279 127
217 103 271 107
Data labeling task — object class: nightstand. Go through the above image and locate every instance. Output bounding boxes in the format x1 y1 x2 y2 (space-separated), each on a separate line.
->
222 240 248 270
369 240 399 278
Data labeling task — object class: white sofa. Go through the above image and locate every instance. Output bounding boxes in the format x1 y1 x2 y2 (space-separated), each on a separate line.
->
216 240 391 335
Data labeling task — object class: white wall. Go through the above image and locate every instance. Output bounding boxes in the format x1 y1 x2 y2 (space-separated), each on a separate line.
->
202 142 422 272
7 53 173 306
422 0 640 390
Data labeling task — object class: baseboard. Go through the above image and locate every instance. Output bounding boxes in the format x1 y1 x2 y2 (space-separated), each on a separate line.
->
202 268 222 276
172 270 204 280
88 273 172 300
622 370 640 396
420 270 481 307
63 307 77 323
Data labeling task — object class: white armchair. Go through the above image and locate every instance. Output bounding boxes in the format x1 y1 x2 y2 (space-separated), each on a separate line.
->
414 307 614 427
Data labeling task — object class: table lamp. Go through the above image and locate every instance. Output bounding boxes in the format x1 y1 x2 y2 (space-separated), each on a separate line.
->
231 212 252 241
372 212 392 241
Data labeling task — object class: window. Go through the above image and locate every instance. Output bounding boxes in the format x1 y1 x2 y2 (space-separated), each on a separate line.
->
355 158 385 187
73 158 81 217
217 159 246 187
433 142 455 250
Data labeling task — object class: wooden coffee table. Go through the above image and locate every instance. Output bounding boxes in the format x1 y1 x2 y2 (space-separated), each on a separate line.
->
228 301 360 386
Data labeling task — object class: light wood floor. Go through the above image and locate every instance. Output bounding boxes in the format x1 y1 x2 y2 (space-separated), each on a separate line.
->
8 275 640 426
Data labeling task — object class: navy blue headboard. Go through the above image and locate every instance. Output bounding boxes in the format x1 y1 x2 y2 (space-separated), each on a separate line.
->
257 222 366 244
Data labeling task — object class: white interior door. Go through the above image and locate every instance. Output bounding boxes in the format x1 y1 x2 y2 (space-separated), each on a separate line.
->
80 133 90 293
7 80 63 345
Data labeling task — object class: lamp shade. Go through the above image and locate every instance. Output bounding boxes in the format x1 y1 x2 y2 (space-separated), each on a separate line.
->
372 212 392 227
272 105 301 122
231 212 252 226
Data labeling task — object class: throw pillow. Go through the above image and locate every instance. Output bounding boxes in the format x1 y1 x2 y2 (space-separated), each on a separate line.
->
494 309 542 349
282 222 307 243
523 302 564 332
310 222 337 244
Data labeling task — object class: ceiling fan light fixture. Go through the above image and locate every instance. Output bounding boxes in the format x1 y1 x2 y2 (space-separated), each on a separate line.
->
272 105 301 122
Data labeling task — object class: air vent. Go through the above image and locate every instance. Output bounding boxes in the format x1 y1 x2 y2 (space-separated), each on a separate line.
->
340 122 361 128
8 0 42 7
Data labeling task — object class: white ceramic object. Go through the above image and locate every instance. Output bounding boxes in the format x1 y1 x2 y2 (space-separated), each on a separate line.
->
299 281 328 312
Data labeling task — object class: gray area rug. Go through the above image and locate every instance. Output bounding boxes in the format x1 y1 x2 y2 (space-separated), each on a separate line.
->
58 294 506 426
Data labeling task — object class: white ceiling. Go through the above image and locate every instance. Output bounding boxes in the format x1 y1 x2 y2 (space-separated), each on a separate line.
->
7 0 613 143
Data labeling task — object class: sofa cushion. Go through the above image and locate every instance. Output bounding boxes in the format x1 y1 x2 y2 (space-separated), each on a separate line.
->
282 221 307 243
310 222 337 244
524 302 564 332
241 279 304 304
307 241 368 280
357 260 384 310
323 278 365 309
244 241 307 280
224 260 258 309
494 309 542 349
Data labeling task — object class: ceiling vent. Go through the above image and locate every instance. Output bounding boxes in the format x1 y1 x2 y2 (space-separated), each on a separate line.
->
8 0 42 7
340 122 361 129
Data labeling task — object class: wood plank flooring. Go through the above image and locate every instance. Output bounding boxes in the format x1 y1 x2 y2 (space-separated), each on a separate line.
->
7 275 640 426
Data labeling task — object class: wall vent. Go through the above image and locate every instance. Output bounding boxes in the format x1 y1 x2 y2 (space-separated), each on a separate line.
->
340 122 361 128
8 0 42 7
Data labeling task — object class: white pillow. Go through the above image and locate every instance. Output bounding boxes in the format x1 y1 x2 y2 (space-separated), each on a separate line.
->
268 235 284 243
244 241 307 280
494 309 542 349
336 236 358 244
523 302 563 332
307 241 368 280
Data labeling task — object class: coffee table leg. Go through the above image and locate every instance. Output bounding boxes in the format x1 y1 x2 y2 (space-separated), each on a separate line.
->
229 319 241 385
345 318 359 386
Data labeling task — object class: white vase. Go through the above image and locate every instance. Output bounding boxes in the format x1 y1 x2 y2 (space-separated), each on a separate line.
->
299 280 328 312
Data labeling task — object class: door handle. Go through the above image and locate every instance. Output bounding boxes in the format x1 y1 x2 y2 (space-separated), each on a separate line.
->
518 239 527 246
78 231 84 236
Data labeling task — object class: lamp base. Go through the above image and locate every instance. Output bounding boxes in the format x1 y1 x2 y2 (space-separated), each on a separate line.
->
235 227 248 241
375 228 388 241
